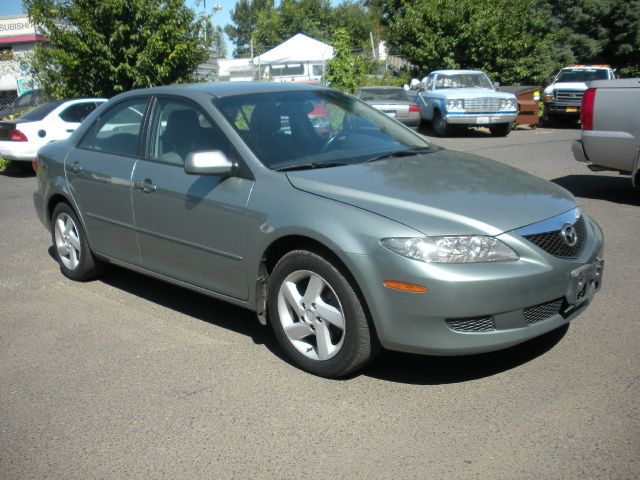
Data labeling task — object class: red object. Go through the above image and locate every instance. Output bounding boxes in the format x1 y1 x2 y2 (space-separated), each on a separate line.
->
409 105 420 113
581 88 596 130
32 159 38 173
10 129 28 142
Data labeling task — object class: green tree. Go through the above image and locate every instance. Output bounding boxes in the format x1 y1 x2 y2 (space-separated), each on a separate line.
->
386 0 554 85
538 0 640 78
224 0 274 57
228 0 373 57
325 28 366 93
25 0 209 98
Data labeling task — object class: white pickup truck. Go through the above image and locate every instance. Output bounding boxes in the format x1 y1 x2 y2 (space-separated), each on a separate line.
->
572 78 640 188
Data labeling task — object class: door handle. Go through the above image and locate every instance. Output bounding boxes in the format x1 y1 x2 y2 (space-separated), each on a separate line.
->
70 161 82 174
134 179 157 193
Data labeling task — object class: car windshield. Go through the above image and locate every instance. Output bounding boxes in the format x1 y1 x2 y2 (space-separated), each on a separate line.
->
357 88 408 102
18 101 64 121
434 73 493 90
556 69 609 82
214 89 432 171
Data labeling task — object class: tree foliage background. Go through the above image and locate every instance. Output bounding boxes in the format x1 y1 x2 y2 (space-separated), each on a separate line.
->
25 0 210 98
225 0 639 85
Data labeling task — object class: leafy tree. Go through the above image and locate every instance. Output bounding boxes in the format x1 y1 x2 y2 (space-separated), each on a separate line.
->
224 0 275 57
25 0 209 98
228 0 373 57
537 0 640 78
325 28 366 93
386 0 555 85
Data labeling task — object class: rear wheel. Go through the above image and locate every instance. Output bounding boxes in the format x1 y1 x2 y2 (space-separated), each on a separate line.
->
51 203 102 281
489 122 513 137
267 250 379 378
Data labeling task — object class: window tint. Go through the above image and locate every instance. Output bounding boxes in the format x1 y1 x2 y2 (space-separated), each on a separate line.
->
148 99 230 166
59 102 101 123
94 99 147 156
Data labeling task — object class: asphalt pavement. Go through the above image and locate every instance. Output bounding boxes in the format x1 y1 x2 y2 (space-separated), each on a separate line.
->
1 125 638 479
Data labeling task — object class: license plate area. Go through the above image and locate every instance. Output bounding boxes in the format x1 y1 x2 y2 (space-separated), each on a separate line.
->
566 260 604 307
476 116 490 124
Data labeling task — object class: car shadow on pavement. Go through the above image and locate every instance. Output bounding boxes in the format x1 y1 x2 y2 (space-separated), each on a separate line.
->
362 324 569 385
1 164 35 177
552 174 640 206
44 251 293 365
46 248 570 384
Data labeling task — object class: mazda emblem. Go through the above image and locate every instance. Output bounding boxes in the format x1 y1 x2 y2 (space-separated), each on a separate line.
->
561 223 578 247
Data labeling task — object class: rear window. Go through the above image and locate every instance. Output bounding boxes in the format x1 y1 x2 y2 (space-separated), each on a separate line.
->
17 101 64 121
358 88 408 102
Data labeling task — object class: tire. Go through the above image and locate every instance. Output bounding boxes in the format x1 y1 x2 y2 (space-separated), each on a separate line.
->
489 122 513 137
267 250 379 378
432 111 451 137
51 203 102 281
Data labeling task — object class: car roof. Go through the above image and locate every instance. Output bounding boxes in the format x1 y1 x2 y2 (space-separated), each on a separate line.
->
358 86 403 90
112 81 331 101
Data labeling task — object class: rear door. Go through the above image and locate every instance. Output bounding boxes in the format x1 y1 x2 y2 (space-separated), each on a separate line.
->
66 97 150 264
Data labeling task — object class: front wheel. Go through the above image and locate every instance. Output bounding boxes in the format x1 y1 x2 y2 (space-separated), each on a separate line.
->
489 122 513 137
267 250 379 378
51 203 103 281
432 111 451 137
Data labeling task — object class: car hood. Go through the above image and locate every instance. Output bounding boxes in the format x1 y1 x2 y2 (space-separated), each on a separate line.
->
547 82 587 91
286 149 576 236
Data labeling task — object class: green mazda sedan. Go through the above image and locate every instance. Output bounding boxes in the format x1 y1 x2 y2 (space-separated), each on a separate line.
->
33 82 604 378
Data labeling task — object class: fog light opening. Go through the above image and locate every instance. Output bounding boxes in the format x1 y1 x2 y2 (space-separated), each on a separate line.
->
383 280 428 293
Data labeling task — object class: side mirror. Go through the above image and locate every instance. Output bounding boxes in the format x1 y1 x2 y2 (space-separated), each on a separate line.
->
184 150 234 176
493 82 500 90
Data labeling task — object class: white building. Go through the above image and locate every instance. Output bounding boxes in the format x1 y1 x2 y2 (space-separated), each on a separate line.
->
0 15 46 96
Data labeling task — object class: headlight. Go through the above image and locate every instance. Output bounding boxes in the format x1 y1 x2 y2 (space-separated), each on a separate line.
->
381 236 519 263
446 99 464 110
500 98 516 109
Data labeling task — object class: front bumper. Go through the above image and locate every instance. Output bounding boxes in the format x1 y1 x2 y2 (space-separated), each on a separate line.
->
444 112 517 126
544 102 581 116
346 214 603 355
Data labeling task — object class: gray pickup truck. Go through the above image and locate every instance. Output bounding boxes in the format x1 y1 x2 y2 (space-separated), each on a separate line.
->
572 78 640 188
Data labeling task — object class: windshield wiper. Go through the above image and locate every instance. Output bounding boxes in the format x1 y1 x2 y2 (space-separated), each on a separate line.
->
365 147 435 163
276 161 347 172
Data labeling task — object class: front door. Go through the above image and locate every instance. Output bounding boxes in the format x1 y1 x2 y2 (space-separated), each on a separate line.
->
131 98 254 300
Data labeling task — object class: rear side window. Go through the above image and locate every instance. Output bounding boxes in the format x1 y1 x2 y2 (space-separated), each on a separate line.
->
18 101 64 121
59 102 102 123
90 99 148 156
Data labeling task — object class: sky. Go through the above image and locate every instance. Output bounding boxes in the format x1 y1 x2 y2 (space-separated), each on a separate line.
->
0 0 238 58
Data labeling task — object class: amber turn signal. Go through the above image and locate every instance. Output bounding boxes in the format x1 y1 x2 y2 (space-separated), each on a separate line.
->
383 280 428 293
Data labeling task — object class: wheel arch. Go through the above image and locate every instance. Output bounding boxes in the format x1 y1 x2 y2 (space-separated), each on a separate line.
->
254 234 376 338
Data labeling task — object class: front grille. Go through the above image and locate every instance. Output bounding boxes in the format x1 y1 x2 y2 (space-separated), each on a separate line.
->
523 216 586 258
446 316 495 332
555 90 583 104
524 298 564 324
464 97 502 113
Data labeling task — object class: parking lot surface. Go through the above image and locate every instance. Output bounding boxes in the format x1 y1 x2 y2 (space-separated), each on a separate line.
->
1 126 639 479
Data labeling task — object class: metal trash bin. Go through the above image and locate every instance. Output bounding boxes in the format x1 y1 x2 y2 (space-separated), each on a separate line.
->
500 86 540 127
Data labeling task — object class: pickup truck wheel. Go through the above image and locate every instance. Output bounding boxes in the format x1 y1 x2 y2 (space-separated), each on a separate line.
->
432 111 451 137
489 123 513 137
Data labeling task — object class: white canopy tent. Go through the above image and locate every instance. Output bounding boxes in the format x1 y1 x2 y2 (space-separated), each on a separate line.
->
255 33 333 83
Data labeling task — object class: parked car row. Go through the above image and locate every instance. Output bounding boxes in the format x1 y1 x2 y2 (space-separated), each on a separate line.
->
33 82 604 378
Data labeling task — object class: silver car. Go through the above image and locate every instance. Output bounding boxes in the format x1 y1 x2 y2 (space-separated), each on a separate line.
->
355 86 421 127
33 83 604 378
